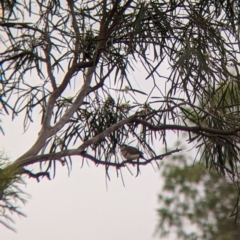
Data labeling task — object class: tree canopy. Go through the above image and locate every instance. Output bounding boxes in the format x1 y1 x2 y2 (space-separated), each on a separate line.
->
156 144 240 240
0 0 240 229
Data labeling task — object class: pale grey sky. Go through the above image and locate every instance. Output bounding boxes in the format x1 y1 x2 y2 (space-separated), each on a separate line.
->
0 3 174 239
0 70 169 239
1 116 164 240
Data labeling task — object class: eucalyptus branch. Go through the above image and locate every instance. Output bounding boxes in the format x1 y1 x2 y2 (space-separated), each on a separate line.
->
0 22 44 34
1 0 240 231
134 119 240 136
41 62 89 130
49 82 92 135
13 146 181 170
43 13 57 90
66 0 80 64
106 0 121 22
15 18 110 164
1 51 46 63
78 114 138 151
80 149 181 168
41 62 93 132
14 149 81 168
90 64 115 92
22 169 51 182
108 0 134 34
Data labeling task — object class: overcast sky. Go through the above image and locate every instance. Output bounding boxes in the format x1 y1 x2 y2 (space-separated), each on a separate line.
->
1 109 166 240
2 2 240 239
0 56 171 239
0 3 176 239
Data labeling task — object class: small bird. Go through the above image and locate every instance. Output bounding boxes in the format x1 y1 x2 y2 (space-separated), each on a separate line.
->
119 144 146 161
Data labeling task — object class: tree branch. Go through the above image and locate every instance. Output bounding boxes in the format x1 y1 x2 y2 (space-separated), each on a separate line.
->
15 12 110 164
134 119 240 136
89 64 115 92
78 114 138 151
66 0 80 64
43 12 57 90
14 111 138 167
41 61 93 130
0 22 44 34
14 149 82 168
22 169 51 182
0 51 46 63
13 145 181 170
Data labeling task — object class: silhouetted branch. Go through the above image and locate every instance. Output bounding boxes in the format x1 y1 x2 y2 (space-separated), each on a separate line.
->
22 169 51 182
14 147 181 171
134 119 240 136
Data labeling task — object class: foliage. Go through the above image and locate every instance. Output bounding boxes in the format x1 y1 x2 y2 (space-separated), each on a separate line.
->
0 110 3 135
0 0 240 229
156 147 240 240
0 153 27 232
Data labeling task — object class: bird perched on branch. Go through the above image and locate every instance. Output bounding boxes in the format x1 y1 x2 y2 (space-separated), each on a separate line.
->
119 144 146 161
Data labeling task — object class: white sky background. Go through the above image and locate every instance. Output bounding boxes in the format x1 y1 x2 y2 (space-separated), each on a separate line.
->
0 2 236 239
0 2 179 239
0 59 173 240
0 80 167 240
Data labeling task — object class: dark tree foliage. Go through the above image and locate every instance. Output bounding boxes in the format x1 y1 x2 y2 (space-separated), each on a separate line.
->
0 0 240 229
0 110 3 135
156 146 240 240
